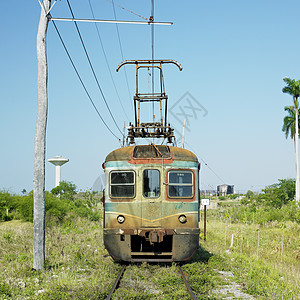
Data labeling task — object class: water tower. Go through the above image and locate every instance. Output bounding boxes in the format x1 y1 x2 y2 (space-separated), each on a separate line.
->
48 156 69 187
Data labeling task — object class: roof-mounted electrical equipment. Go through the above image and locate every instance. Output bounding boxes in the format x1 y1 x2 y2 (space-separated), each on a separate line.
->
117 59 182 144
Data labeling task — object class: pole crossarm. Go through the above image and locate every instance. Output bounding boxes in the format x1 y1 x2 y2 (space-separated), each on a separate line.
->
49 17 173 26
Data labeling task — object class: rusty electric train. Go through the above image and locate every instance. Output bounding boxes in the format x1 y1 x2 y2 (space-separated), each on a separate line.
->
103 143 200 262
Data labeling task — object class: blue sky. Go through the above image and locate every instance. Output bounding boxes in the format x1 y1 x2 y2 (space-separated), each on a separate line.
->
1 0 300 194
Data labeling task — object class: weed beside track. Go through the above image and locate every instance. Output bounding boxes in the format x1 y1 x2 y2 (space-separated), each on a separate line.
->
0 212 299 299
0 218 222 299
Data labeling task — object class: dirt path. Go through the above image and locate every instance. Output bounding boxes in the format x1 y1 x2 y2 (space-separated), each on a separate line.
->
212 270 255 299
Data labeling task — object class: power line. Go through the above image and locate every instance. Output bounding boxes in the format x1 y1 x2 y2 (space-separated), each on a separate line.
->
106 0 148 21
51 20 121 141
87 0 130 122
37 0 120 140
111 1 133 109
184 141 226 184
66 0 123 136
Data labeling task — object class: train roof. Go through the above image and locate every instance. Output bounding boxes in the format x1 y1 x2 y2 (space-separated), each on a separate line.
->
105 144 198 162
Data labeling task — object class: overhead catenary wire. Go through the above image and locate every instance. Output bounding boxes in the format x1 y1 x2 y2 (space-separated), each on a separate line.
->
111 1 133 110
184 141 226 184
87 0 130 122
51 20 121 141
106 0 148 21
66 0 123 136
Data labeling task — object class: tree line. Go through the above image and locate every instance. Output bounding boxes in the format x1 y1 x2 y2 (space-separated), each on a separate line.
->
0 181 102 224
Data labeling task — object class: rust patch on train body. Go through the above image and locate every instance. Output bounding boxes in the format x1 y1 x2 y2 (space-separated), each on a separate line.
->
105 202 142 229
105 214 142 229
128 156 174 165
105 144 198 165
160 213 198 229
129 144 173 165
169 146 198 162
105 146 135 162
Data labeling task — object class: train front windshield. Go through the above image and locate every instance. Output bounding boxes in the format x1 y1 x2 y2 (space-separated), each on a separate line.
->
110 171 135 197
143 169 160 198
168 171 194 198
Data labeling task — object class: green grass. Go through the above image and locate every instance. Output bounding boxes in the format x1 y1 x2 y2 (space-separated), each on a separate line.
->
0 218 117 299
0 217 219 299
1 207 299 299
201 214 300 299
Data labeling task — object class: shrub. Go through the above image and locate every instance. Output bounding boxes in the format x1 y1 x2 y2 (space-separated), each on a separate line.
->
51 181 77 201
18 193 34 222
0 184 102 225
45 193 69 221
0 190 21 221
230 201 300 224
259 179 295 208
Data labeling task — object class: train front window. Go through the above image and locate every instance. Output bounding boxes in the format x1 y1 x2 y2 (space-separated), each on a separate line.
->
110 171 135 197
168 171 193 198
143 169 160 198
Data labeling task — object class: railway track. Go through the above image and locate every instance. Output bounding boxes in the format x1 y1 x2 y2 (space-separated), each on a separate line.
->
106 264 197 300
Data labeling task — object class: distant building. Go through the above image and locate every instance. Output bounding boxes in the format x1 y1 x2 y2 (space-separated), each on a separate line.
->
217 184 234 196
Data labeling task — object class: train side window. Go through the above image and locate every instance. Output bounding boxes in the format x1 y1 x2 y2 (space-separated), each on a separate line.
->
110 171 135 198
143 169 160 198
168 171 193 198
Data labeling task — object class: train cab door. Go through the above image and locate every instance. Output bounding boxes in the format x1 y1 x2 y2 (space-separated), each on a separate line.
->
141 168 162 228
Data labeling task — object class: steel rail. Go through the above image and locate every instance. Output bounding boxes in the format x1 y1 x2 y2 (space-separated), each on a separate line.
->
106 264 197 299
106 265 126 300
177 264 198 300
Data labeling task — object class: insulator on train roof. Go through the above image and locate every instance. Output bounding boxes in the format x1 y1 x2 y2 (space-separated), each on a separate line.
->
141 128 146 137
156 128 161 137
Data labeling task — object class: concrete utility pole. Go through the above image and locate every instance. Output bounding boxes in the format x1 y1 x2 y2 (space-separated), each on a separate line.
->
33 0 51 271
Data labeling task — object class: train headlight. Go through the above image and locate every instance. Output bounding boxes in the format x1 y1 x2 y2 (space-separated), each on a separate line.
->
178 215 187 224
117 215 125 224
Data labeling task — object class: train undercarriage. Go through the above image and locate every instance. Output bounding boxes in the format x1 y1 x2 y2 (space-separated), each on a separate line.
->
104 228 200 262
